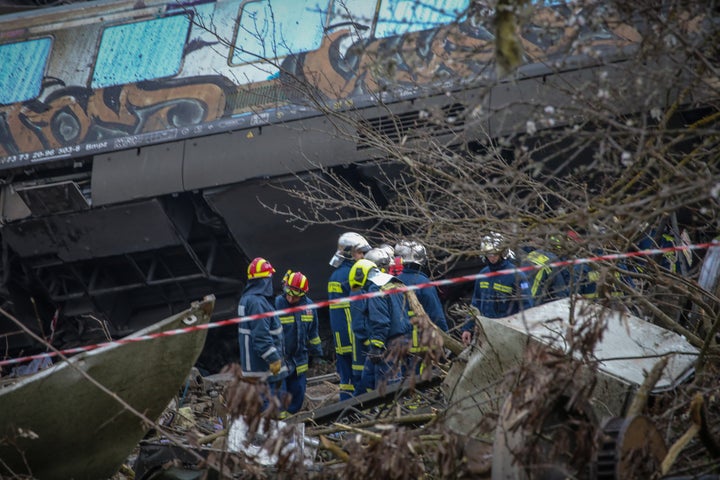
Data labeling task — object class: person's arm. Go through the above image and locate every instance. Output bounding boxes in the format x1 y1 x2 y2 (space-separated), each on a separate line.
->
418 286 450 332
517 272 534 310
306 300 323 358
247 299 282 366
367 293 391 348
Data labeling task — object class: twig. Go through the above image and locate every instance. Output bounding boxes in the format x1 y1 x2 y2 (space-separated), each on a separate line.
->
197 429 227 445
309 413 436 436
625 356 668 417
319 435 350 462
661 393 703 475
406 290 464 355
332 422 383 441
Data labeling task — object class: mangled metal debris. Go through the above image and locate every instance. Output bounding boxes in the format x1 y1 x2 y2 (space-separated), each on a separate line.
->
0 296 214 480
443 297 699 437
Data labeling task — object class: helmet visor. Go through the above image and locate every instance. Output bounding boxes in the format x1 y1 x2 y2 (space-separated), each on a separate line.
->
329 253 344 267
284 286 305 297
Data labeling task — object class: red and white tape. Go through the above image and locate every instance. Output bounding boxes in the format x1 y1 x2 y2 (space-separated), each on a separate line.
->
0 241 715 368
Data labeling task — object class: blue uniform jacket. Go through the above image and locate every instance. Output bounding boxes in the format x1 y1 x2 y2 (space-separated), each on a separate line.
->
328 259 355 356
350 296 369 345
366 278 413 349
275 294 323 375
397 267 449 332
463 258 534 331
636 229 681 273
520 248 569 305
238 277 288 381
572 256 636 298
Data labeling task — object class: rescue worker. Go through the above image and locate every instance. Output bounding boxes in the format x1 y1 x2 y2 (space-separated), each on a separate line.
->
568 229 637 299
461 234 534 345
349 258 413 389
275 271 323 415
394 240 450 333
238 257 288 410
353 246 395 393
518 244 569 305
636 223 683 274
328 232 371 400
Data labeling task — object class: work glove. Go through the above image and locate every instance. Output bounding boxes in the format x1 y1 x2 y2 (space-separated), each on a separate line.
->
269 359 282 375
367 345 386 365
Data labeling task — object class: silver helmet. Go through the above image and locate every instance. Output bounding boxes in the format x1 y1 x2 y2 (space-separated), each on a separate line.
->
379 243 394 258
365 247 392 272
394 240 427 265
480 232 508 258
329 232 371 267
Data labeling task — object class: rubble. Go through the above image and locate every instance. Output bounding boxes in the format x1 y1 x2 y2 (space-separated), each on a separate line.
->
113 297 719 480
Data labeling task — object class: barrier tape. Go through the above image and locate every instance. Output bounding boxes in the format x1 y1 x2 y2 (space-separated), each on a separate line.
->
0 241 716 368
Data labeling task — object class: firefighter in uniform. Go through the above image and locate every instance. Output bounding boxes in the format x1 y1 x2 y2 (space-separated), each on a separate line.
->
328 232 371 400
275 271 323 414
394 240 449 349
519 245 569 305
349 258 413 389
238 257 288 410
461 234 534 345
353 246 395 393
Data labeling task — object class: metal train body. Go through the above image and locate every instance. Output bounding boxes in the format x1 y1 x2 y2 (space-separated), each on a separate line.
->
0 0 708 362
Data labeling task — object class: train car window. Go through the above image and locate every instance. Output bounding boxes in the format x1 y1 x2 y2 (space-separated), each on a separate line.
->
0 38 51 105
375 0 469 38
330 0 376 30
231 0 329 65
92 14 191 89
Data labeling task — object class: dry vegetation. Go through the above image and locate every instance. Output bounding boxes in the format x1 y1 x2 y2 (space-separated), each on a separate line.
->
246 0 720 478
7 0 720 478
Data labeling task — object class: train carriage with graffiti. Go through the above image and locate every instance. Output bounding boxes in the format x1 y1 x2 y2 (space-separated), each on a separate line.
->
0 0 713 365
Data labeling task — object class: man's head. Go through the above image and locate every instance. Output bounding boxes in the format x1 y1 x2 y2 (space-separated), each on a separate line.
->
480 233 506 264
282 270 309 304
329 232 371 267
365 247 392 272
394 240 427 266
247 257 275 280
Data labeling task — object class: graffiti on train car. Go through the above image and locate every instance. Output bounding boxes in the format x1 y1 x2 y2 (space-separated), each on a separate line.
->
0 78 232 157
0 1 645 168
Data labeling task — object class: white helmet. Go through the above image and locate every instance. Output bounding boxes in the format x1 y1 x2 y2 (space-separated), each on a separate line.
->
394 240 427 265
329 232 371 267
379 243 395 259
365 247 392 272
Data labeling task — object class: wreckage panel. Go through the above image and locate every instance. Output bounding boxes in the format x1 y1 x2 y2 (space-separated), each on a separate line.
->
2 198 182 261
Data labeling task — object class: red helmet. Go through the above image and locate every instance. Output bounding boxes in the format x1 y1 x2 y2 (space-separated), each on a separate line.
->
284 271 309 296
247 257 275 279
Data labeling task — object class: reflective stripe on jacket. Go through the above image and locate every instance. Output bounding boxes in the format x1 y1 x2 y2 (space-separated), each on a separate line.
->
238 277 288 381
366 280 413 349
275 294 323 375
328 260 355 355
465 258 534 329
397 267 449 332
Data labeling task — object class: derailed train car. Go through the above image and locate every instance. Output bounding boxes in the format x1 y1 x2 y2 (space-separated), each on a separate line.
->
0 0 713 366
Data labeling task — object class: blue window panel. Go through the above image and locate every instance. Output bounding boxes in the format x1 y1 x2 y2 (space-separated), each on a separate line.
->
331 0 377 28
232 0 328 65
0 38 51 105
92 14 190 89
375 0 470 38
